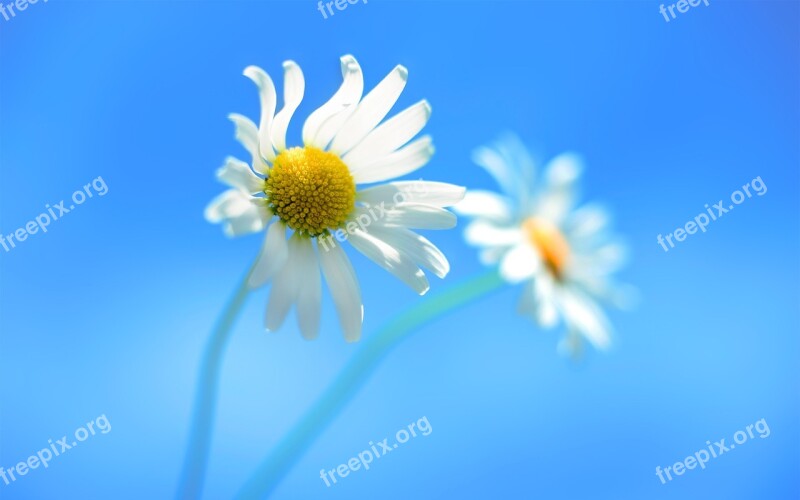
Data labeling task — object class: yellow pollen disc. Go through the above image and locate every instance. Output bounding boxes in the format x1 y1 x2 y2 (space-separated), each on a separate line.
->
265 146 356 237
523 217 571 280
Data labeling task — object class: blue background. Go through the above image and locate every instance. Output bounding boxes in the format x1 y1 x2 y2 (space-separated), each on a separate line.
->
1 0 798 498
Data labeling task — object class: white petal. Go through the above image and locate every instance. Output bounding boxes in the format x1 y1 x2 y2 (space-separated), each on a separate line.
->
228 113 269 175
295 239 322 340
367 226 450 279
499 243 540 283
574 275 636 311
350 135 434 184
472 145 519 200
545 152 583 187
454 190 514 222
567 204 611 240
205 190 269 237
594 243 627 270
534 278 559 327
572 242 628 276
319 243 363 342
532 188 577 225
343 100 431 168
357 181 465 208
223 209 268 237
205 190 243 224
270 61 305 152
464 220 521 247
555 287 612 350
348 228 429 295
531 154 583 223
329 65 408 155
248 222 289 288
374 204 457 230
216 157 264 194
518 277 558 328
312 56 364 147
243 66 278 163
494 133 536 191
479 246 507 266
302 55 363 149
265 234 303 332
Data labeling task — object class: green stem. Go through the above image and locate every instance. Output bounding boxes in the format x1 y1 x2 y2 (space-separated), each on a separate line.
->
234 268 506 499
177 266 253 500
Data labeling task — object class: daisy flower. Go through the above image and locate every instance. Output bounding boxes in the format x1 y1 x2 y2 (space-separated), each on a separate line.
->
456 134 633 355
205 55 464 342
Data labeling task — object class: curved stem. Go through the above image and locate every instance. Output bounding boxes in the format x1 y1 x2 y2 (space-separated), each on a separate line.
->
234 269 506 499
177 266 253 500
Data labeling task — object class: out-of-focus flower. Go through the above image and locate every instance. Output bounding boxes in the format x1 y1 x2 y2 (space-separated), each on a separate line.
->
206 55 464 342
456 134 633 355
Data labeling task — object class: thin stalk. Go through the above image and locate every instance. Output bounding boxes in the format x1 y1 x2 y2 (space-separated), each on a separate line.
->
235 269 506 499
177 266 254 500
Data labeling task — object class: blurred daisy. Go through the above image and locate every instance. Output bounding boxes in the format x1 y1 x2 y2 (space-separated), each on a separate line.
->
456 134 633 356
205 55 464 342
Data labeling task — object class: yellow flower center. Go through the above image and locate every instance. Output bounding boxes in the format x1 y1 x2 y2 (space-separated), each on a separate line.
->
523 217 571 280
265 146 356 237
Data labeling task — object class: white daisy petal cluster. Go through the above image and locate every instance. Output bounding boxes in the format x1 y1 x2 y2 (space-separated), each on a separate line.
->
205 55 465 342
456 134 632 355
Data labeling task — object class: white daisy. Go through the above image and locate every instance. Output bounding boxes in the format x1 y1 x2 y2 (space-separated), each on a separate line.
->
456 134 633 355
205 55 464 342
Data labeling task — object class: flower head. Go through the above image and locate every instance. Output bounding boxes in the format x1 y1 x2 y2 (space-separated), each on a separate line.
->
206 55 464 342
456 134 633 356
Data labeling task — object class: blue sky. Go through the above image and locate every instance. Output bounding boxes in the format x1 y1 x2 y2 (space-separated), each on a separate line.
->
1 1 798 499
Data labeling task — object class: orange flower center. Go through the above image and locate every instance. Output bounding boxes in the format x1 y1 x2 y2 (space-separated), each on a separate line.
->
523 217 570 280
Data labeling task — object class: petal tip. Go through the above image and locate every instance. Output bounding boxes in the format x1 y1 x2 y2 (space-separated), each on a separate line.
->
340 54 358 67
421 99 432 116
435 261 450 279
395 65 409 79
